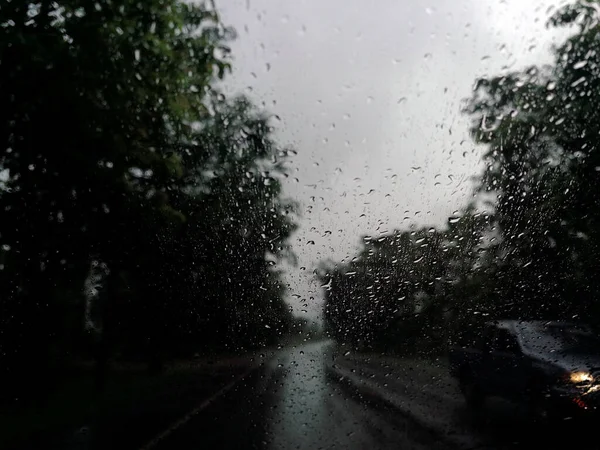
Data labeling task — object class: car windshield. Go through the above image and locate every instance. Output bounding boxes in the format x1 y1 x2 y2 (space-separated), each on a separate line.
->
5 1 600 449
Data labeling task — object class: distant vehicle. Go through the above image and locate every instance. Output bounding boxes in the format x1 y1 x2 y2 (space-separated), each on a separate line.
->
449 320 600 419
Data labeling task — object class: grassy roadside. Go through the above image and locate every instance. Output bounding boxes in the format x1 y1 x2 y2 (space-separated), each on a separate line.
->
0 356 257 450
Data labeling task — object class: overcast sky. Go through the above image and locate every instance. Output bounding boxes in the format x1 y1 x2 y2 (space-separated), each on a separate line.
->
218 0 570 320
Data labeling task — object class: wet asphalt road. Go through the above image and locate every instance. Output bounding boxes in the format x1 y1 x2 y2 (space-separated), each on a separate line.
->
149 340 600 450
152 340 449 450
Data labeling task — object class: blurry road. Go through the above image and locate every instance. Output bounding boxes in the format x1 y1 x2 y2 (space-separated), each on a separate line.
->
150 341 600 450
152 340 449 450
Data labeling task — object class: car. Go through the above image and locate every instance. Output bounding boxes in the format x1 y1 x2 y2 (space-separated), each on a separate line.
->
449 320 600 419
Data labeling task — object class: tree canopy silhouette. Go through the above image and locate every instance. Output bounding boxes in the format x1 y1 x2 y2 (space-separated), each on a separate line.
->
319 0 600 352
464 0 600 320
0 0 297 396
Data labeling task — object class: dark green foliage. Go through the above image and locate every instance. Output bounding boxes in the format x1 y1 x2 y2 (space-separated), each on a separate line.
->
319 210 491 353
0 0 296 397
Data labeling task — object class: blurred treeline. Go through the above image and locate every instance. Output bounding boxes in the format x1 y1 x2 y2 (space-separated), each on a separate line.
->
319 1 600 354
0 0 298 398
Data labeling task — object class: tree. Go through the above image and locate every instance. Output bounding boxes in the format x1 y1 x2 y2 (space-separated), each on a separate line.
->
320 0 600 353
0 0 297 397
319 219 490 353
464 0 600 322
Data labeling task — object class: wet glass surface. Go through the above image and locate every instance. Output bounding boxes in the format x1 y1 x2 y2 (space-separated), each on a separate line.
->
6 0 600 449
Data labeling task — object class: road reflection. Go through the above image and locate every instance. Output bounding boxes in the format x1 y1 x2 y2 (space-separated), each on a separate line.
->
266 341 332 449
262 341 445 449
152 340 448 449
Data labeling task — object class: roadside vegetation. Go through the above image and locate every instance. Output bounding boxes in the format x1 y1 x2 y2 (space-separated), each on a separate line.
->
319 0 600 354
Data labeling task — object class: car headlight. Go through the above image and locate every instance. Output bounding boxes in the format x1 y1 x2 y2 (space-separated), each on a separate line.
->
570 371 594 384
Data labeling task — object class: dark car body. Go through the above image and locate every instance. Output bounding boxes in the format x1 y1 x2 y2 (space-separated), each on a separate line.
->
449 320 600 417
